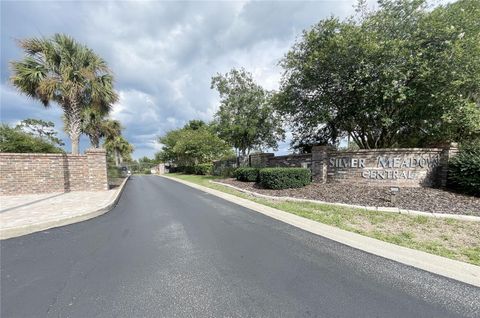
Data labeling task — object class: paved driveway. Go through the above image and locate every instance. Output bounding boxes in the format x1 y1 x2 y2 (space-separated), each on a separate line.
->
1 176 478 317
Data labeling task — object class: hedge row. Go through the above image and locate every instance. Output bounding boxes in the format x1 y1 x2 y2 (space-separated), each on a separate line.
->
172 164 213 175
259 167 311 189
234 167 259 182
234 167 311 189
174 164 311 189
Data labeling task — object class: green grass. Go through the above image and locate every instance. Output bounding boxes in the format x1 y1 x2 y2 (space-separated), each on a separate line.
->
166 173 480 265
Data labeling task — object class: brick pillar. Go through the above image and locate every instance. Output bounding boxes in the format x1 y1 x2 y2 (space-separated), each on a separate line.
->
86 148 109 191
311 145 331 183
439 142 459 187
249 153 274 167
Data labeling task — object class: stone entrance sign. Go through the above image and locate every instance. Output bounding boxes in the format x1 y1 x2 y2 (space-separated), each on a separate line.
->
250 144 458 187
322 149 443 186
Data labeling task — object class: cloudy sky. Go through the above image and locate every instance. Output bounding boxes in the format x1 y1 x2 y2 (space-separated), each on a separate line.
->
1 0 376 159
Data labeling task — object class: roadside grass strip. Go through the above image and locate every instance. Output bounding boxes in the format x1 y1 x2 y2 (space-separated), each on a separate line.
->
167 173 480 266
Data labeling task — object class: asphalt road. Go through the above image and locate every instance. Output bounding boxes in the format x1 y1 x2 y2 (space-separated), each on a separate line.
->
1 176 479 318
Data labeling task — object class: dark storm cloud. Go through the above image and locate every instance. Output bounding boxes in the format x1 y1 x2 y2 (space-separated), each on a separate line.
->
1 0 365 158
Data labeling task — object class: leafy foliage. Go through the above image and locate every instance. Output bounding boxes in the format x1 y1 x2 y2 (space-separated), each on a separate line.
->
157 120 234 166
0 124 64 153
10 34 118 154
171 166 196 174
448 141 480 196
216 167 237 178
80 107 121 148
275 0 480 149
16 118 64 147
104 135 134 166
211 68 284 155
234 167 259 182
259 167 311 189
194 163 213 175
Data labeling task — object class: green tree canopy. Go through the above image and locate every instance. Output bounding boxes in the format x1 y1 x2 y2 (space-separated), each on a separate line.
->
10 34 118 154
274 0 480 149
157 120 234 165
80 107 122 148
0 124 64 153
16 118 64 147
104 135 134 167
211 68 284 156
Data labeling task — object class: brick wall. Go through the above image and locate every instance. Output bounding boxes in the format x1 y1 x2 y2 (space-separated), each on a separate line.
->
249 144 458 188
0 149 109 195
267 154 312 168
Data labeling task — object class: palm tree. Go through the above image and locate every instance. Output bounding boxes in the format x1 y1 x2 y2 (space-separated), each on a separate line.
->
10 34 118 154
102 119 122 143
81 108 121 148
104 135 134 167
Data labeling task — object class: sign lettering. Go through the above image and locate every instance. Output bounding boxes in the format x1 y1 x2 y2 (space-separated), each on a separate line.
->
328 154 440 181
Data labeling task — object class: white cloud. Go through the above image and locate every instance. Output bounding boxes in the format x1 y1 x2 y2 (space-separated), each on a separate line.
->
1 0 370 159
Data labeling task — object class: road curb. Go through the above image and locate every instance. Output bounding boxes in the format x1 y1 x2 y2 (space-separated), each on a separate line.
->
163 175 480 287
0 177 129 240
210 181 480 222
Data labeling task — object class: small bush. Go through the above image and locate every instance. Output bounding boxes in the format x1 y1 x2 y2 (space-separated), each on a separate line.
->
215 167 236 178
173 166 196 174
234 167 259 182
184 166 196 174
259 167 311 190
195 163 213 175
107 166 121 178
448 141 480 196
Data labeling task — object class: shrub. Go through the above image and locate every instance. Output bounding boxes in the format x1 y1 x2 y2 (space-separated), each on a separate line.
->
259 167 311 190
107 166 121 178
195 163 213 175
184 166 196 174
234 167 259 182
448 141 480 196
172 166 195 174
214 166 236 178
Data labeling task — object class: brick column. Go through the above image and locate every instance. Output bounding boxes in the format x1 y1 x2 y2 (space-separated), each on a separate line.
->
439 142 459 187
86 148 109 191
311 145 331 183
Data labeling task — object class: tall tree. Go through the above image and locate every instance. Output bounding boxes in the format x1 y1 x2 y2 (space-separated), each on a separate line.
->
0 124 64 153
81 108 122 148
104 135 134 167
157 120 234 166
275 0 480 149
102 119 122 142
10 33 118 154
16 118 64 147
211 68 284 156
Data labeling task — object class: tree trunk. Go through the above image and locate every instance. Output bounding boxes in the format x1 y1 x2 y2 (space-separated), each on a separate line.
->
91 135 100 148
71 133 80 155
114 149 120 167
67 99 83 155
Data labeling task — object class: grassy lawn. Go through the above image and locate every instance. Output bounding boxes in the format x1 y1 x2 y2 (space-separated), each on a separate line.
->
167 173 480 266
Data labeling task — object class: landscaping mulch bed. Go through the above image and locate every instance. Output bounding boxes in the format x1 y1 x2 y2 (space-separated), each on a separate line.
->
217 178 480 216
